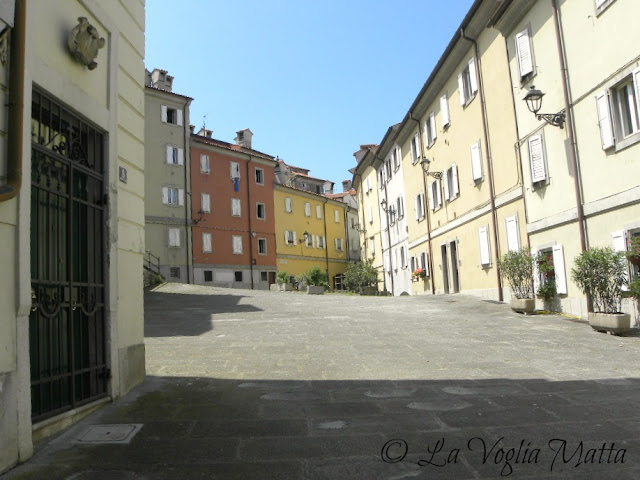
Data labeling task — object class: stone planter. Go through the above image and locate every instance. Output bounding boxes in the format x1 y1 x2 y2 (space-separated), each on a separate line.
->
307 285 325 295
270 283 292 292
510 298 535 314
588 312 631 335
360 286 377 296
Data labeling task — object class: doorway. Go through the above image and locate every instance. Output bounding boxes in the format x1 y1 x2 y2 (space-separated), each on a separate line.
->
441 244 449 294
449 240 460 293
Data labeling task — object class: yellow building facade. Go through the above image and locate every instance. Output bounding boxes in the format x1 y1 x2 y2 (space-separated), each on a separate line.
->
274 185 348 289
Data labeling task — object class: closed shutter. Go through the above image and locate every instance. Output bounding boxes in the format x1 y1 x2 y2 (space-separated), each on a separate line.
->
422 252 429 276
505 215 520 252
305 202 311 217
415 195 421 220
443 168 450 201
596 91 614 150
515 29 534 77
414 132 422 159
316 205 322 218
335 209 340 223
366 177 371 192
429 182 434 211
532 249 540 295
162 187 169 204
552 245 567 295
441 93 450 127
230 161 240 179
161 105 167 123
479 226 491 266
528 134 547 183
178 189 184 206
166 145 173 164
200 155 209 173
458 72 465 106
170 229 180 247
633 67 640 119
612 231 629 290
410 256 415 272
284 230 290 244
334 238 339 250
177 109 183 126
471 142 483 181
436 179 442 207
201 193 210 212
202 233 212 253
429 112 437 143
233 236 243 254
468 57 478 94
285 197 292 212
368 206 373 223
177 148 184 166
451 163 459 198
369 240 374 255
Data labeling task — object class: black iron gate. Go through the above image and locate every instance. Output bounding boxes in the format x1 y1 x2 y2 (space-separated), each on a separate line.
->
30 89 108 422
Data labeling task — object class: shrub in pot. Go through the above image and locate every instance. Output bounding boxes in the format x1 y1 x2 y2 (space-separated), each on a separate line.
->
275 270 292 292
498 248 536 314
571 247 630 334
344 259 378 294
302 266 329 295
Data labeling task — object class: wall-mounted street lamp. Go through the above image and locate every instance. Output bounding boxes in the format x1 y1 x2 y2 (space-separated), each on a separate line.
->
192 209 206 225
420 157 443 179
419 157 438 295
523 85 565 129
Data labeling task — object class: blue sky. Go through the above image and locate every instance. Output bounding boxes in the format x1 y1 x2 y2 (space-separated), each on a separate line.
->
145 0 476 188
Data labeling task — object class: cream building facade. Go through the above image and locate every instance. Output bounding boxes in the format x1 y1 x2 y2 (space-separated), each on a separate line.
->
0 0 146 473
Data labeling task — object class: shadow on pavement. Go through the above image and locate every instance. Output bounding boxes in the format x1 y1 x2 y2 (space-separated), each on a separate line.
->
5 375 640 479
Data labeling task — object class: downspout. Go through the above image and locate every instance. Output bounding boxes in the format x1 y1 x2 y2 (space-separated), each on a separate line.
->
246 155 254 289
383 180 394 295
352 171 367 261
552 0 586 253
409 113 436 295
322 197 330 288
461 28 503 302
0 0 26 202
183 101 192 283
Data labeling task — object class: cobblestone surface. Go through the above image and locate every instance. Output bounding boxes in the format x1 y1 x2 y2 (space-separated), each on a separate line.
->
4 283 640 479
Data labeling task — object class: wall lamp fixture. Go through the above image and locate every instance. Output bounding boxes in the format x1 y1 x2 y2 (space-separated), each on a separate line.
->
420 157 443 179
192 209 206 225
523 85 565 129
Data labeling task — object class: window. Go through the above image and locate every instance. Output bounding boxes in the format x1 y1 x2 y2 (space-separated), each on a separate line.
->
168 228 181 247
505 215 520 252
162 187 184 206
258 238 267 255
232 235 243 254
200 154 210 173
350 217 356 228
369 237 375 256
170 267 181 278
440 93 450 128
533 245 568 296
528 134 547 184
425 112 437 147
365 177 372 193
230 161 241 179
458 57 478 106
201 193 211 213
429 179 442 211
479 226 491 266
515 27 535 79
385 159 393 180
400 246 407 269
256 202 266 220
306 233 314 247
415 193 425 221
335 238 344 251
410 132 421 164
255 167 264 185
316 205 322 219
598 68 640 150
396 197 404 219
304 202 311 217
260 271 268 282
317 235 325 249
161 105 183 126
334 209 340 223
285 197 293 213
443 164 459 202
204 270 213 282
166 145 184 165
284 230 297 245
202 232 212 253
379 169 385 188
231 198 241 217
595 0 616 15
235 271 243 282
421 251 429 276
391 146 401 171
368 206 373 224
470 141 483 182
410 256 416 273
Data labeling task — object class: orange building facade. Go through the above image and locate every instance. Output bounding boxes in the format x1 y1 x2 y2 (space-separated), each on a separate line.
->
190 132 278 289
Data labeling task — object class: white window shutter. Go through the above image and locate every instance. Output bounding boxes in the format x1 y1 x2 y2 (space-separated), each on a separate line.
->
177 109 183 126
451 163 459 198
505 215 520 252
596 91 614 150
436 179 442 207
443 168 450 201
305 202 311 216
429 112 437 142
285 197 292 212
178 189 184 206
366 177 371 192
316 205 322 218
468 57 478 94
429 183 434 210
203 233 211 253
515 29 534 77
161 105 167 123
368 206 373 223
532 249 540 294
479 226 490 266
284 230 289 244
633 67 640 119
612 231 630 290
471 142 482 181
161 187 169 204
334 238 339 250
415 195 420 220
528 134 547 183
458 72 465 105
293 232 297 245
440 93 450 127
552 244 567 295
424 252 429 276
166 145 173 164
334 210 339 223
177 148 184 166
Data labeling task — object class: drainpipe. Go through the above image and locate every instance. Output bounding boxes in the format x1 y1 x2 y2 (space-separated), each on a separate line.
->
352 171 367 260
0 0 26 202
460 28 503 302
183 101 192 284
409 113 436 295
246 155 255 289
322 197 330 288
383 181 395 295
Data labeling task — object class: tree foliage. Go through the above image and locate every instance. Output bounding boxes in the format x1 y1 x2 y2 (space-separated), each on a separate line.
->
302 266 329 288
571 247 628 313
344 259 378 293
498 248 535 299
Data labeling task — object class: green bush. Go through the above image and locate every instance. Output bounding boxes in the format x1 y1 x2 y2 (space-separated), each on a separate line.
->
302 266 329 288
276 271 289 284
571 247 627 314
344 259 378 293
536 252 556 301
498 248 536 299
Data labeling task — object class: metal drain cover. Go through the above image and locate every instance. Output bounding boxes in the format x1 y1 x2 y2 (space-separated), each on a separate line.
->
73 424 143 444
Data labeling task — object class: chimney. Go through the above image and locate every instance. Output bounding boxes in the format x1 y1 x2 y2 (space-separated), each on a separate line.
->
149 68 174 92
197 127 213 138
342 180 352 192
234 129 253 149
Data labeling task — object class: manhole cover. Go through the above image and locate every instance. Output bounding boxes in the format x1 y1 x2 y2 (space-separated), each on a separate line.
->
73 424 143 444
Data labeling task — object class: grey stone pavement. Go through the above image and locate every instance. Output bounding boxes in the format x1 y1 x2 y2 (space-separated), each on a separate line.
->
4 284 640 479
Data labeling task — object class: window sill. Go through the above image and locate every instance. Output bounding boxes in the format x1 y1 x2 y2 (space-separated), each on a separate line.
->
201 171 210 175
614 131 640 152
463 93 477 109
595 0 616 16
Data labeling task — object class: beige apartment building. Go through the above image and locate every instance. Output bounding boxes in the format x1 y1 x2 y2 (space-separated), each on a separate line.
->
0 0 146 473
144 69 193 283
493 0 640 323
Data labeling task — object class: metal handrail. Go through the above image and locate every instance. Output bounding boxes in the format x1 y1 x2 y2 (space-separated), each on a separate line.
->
145 250 160 275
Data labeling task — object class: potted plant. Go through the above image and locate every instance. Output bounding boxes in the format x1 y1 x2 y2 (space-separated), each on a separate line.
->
498 248 536 314
344 259 378 295
303 266 330 295
274 270 293 292
411 268 427 281
571 247 630 334
536 252 557 303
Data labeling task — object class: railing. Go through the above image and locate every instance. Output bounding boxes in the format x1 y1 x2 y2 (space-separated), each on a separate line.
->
144 250 160 275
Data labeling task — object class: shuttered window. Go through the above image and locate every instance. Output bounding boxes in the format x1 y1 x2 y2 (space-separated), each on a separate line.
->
368 206 373 224
552 245 567 295
232 235 243 255
515 28 534 78
528 134 547 183
166 145 183 165
334 209 340 223
596 91 615 149
200 154 210 173
440 93 450 128
168 228 181 247
304 202 311 217
458 57 478 106
316 205 322 218
201 193 210 213
230 161 240 179
611 231 630 289
231 198 241 217
410 132 422 163
505 215 520 252
425 112 437 147
415 193 425 221
285 197 292 212
202 233 212 253
470 142 483 182
479 226 491 266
